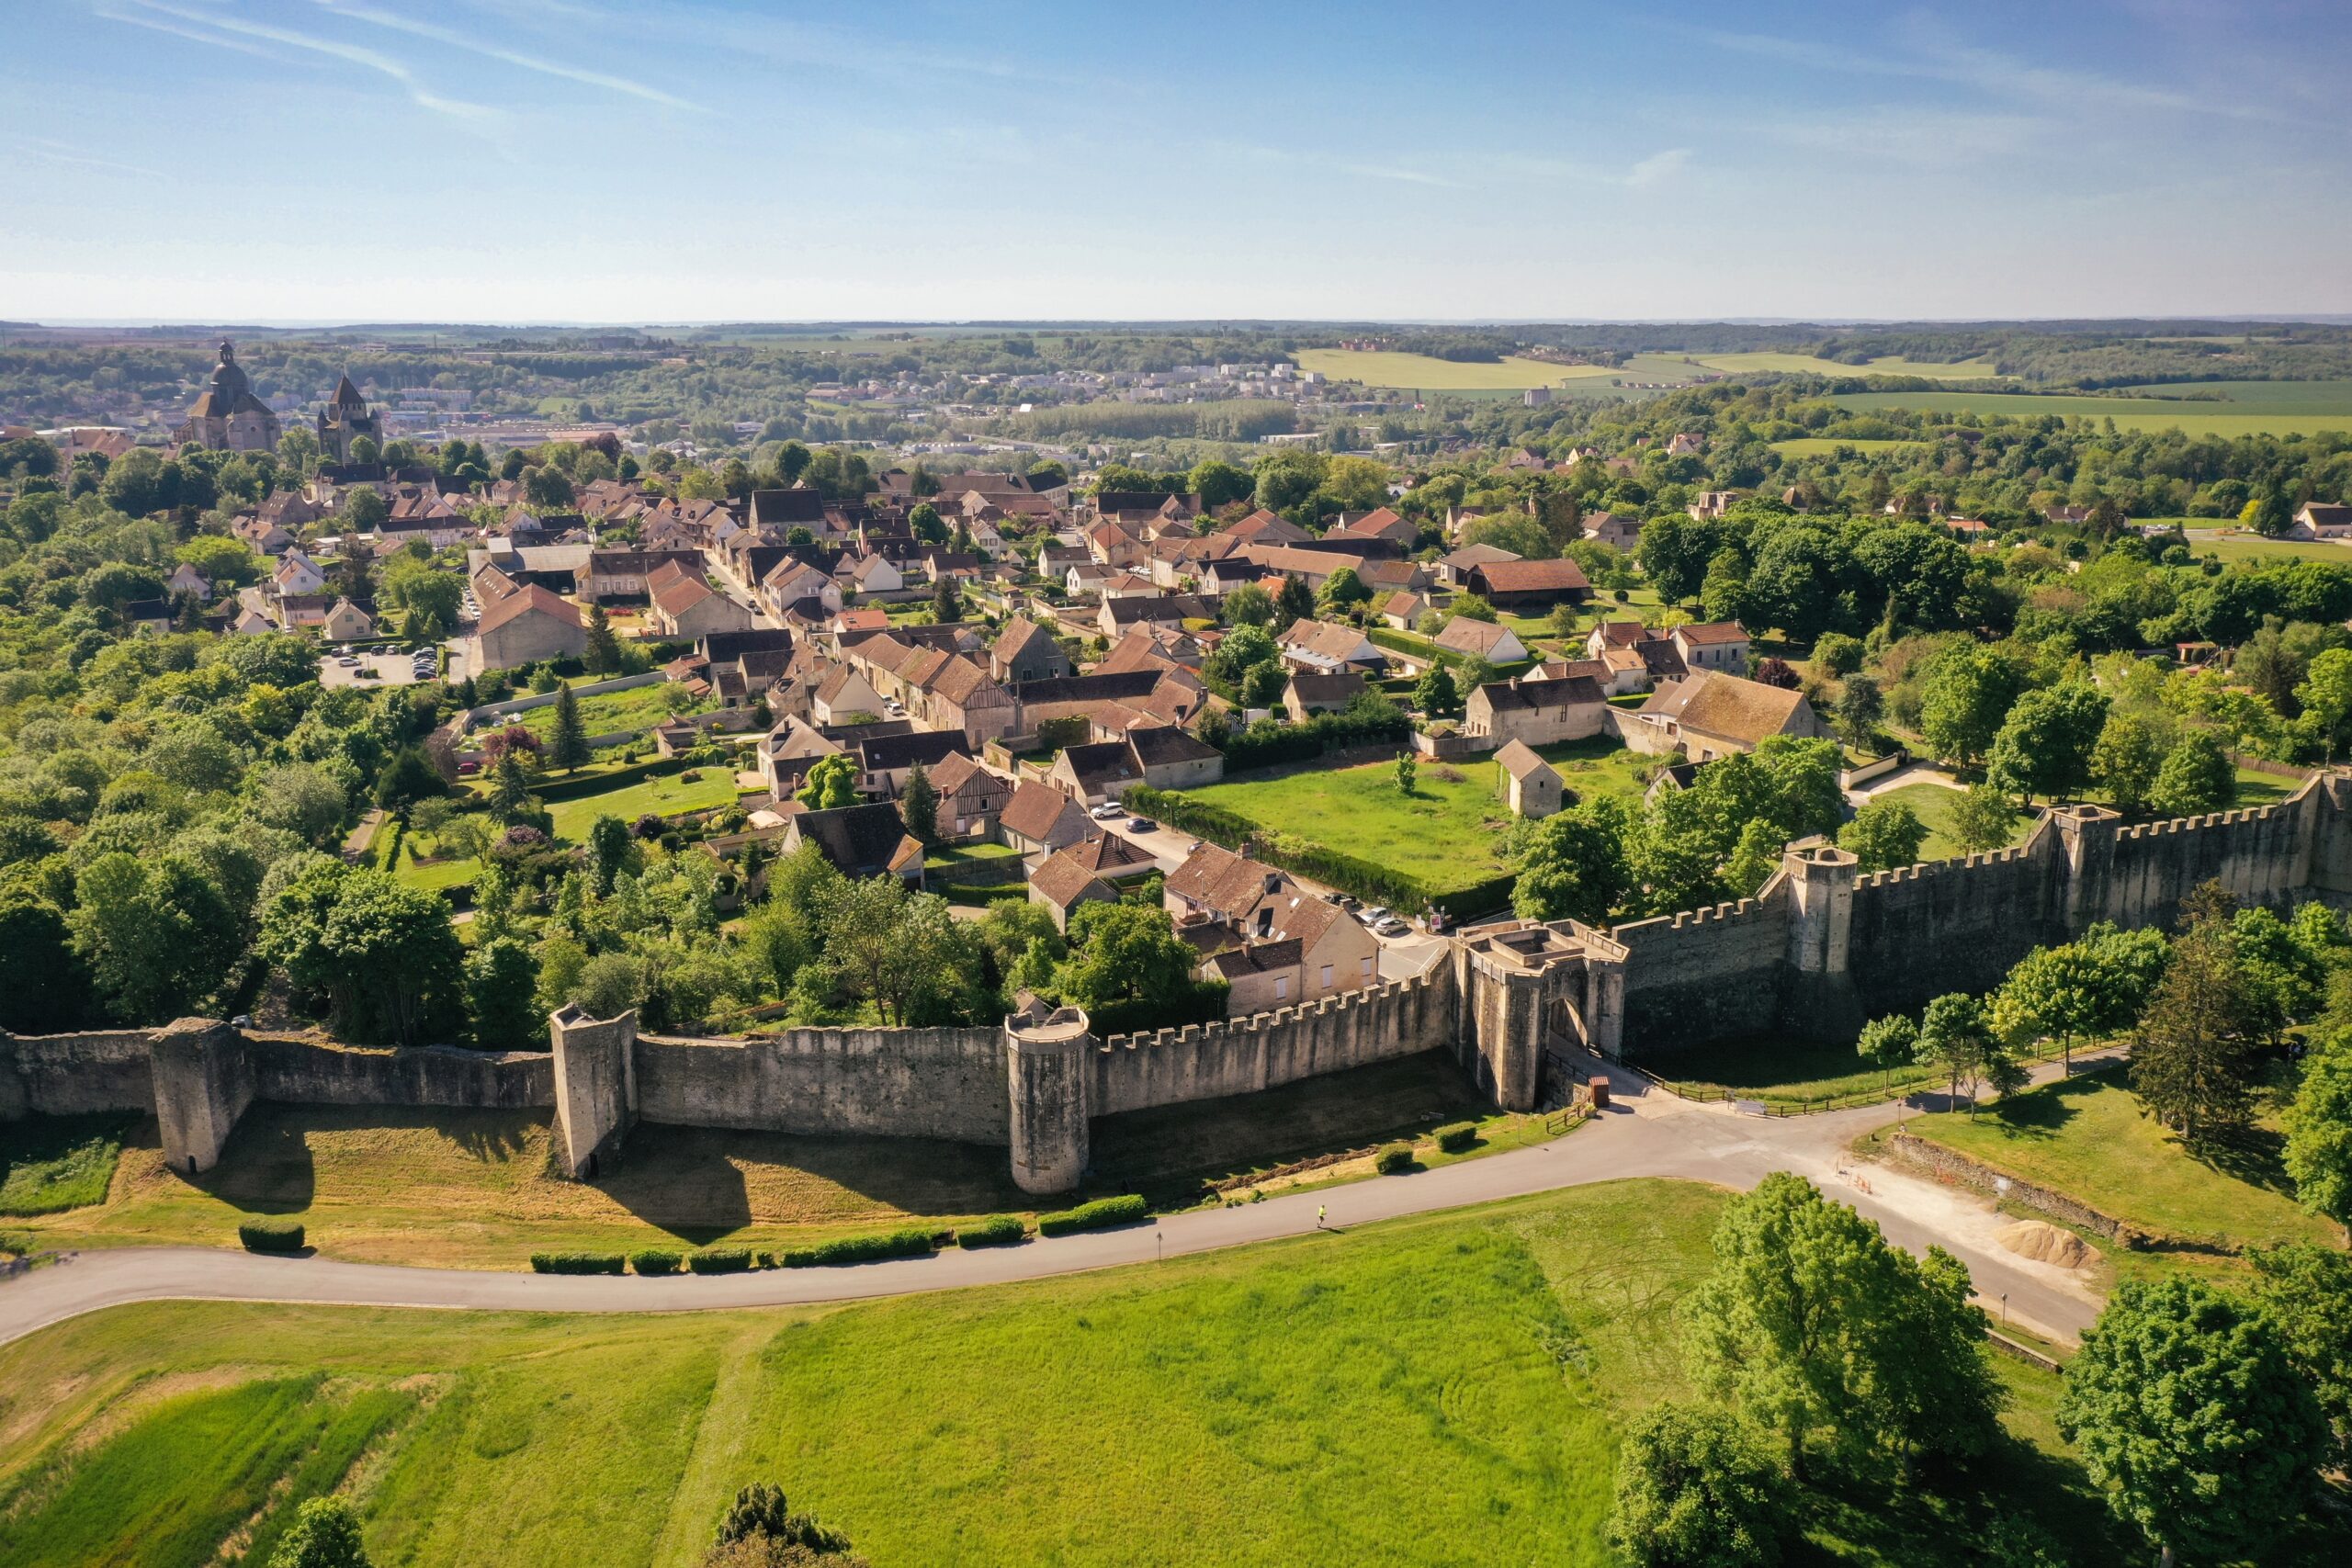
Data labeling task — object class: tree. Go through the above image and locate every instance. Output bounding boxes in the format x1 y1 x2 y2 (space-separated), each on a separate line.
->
1833 674 1883 748
1857 1013 1918 1087
260 863 465 1046
1273 573 1315 626
2246 1243 2352 1469
2283 1035 2352 1243
1053 902 1201 1019
1991 926 2165 1072
1317 566 1369 610
2089 712 2165 816
2147 730 2233 817
1190 458 1253 510
797 753 858 810
907 501 945 543
2295 646 2352 761
464 936 541 1049
1679 1172 2001 1474
2132 891 2263 1142
1606 1402 1783 1568
1393 750 1416 795
587 813 635 896
0 895 89 1032
1222 581 1274 627
1916 992 1999 1114
1512 797 1634 925
1946 784 2019 855
488 753 539 824
270 1496 370 1568
1918 644 2019 768
583 604 622 676
547 682 591 773
1413 663 1461 718
68 852 241 1023
1985 682 2109 803
900 761 938 847
2057 1279 2324 1565
1838 799 1926 872
709 1482 857 1564
373 746 446 810
1448 591 1498 623
930 573 962 624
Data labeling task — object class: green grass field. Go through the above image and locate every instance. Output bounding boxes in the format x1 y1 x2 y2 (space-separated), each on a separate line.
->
1894 1073 2336 1265
1830 381 2352 438
1866 782 2030 860
0 1112 135 1216
2184 528 2352 564
1633 1033 1951 1106
0 1177 2170 1568
1185 742 1648 897
1698 353 2005 379
545 771 746 843
1295 348 1623 389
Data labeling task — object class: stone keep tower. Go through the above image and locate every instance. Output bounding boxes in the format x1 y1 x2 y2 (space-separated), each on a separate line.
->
1781 839 1864 1037
1004 1002 1094 1194
316 372 382 463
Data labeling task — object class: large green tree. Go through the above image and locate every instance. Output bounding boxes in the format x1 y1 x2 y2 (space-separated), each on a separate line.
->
2283 1034 2352 1243
1984 681 2109 803
260 862 465 1046
547 682 591 773
1837 799 1926 872
269 1496 371 1568
2131 893 2262 1143
1918 644 2019 768
2057 1279 2324 1564
1606 1402 1783 1568
1512 797 1634 925
68 852 241 1023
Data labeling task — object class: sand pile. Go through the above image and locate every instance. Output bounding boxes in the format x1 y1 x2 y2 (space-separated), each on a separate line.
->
1996 1219 2096 1269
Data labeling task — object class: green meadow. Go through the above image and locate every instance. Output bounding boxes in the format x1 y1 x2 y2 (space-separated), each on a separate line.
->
1831 379 2352 437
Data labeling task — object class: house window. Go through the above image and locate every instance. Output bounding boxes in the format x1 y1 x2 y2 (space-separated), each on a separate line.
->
1255 908 1273 938
1320 964 1334 989
1361 956 1374 979
1274 976 1289 999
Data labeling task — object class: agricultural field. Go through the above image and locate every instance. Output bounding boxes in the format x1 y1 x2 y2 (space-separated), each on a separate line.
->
1294 348 1621 390
1830 379 2352 437
0 1178 2151 1568
1883 1072 2336 1284
1697 352 2005 379
1182 741 1650 897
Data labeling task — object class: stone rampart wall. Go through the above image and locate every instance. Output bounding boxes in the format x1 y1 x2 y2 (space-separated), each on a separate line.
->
634 1025 1009 1143
245 1035 553 1110
2094 798 2313 929
0 1030 157 1119
1092 966 1456 1117
1613 889 1790 1045
1848 831 2059 1013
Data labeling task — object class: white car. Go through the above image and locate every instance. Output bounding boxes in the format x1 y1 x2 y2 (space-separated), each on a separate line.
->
1374 917 1408 937
1090 803 1124 820
1360 906 1388 925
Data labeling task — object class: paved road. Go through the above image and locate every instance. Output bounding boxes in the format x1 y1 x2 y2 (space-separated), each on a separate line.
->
0 1058 2106 1349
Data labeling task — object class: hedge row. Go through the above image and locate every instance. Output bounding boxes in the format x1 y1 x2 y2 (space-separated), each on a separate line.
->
1216 705 1412 773
956 1215 1027 1248
687 1247 753 1274
1036 1194 1148 1237
628 1248 684 1275
238 1220 305 1253
1435 1122 1480 1155
531 1251 626 1274
782 1227 938 1269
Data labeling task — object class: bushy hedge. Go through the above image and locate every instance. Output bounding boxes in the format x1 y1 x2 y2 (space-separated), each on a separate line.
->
687 1247 753 1274
1430 873 1517 921
628 1248 684 1276
530 1251 626 1275
956 1215 1027 1248
1035 1194 1148 1236
782 1227 937 1268
1125 785 1432 913
1434 1122 1480 1155
1374 1144 1417 1175
238 1219 305 1253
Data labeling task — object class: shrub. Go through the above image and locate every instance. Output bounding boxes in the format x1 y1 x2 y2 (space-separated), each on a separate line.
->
956 1214 1026 1248
1035 1193 1149 1236
628 1248 683 1275
782 1227 937 1268
238 1219 305 1253
687 1247 753 1274
1374 1144 1416 1175
530 1251 626 1275
1435 1122 1480 1154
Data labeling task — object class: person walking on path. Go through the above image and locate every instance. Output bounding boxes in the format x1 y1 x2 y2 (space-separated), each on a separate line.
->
1317 1205 1327 1229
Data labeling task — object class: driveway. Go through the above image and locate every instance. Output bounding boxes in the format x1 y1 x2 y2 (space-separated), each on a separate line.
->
0 1055 2109 1349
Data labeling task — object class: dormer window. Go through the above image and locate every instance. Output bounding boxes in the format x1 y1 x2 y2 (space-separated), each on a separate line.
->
1255 908 1274 938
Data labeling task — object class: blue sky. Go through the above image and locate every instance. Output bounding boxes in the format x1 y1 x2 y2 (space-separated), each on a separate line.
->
4 0 2347 323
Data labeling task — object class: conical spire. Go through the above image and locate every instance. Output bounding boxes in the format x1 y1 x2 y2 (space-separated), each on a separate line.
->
332 372 366 409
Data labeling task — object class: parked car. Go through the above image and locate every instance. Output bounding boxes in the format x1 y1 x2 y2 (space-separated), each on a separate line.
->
1374 917 1408 937
1335 895 1362 911
1126 818 1156 833
1090 803 1124 820
1361 906 1388 925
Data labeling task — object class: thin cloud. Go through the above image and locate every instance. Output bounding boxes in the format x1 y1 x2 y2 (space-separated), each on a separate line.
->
1624 148 1692 186
102 0 502 127
309 0 700 111
17 138 168 180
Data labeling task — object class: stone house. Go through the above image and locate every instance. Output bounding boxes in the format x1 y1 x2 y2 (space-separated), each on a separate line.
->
1436 543 1520 587
1277 616 1385 674
998 778 1094 855
1624 670 1830 761
1465 558 1591 611
1125 724 1225 790
811 665 886 727
322 597 375 643
1434 616 1526 665
925 752 1014 841
469 579 584 671
648 568 752 639
1027 833 1159 931
1668 621 1750 674
1463 673 1609 749
1493 739 1564 819
780 802 925 884
990 615 1072 683
1284 671 1370 719
1163 842 1380 1013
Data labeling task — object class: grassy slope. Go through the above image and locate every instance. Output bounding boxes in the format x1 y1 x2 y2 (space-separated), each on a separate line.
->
1865 782 2028 861
0 1112 135 1216
1899 1073 2336 1269
1830 383 2352 437
507 683 710 741
0 1178 2169 1568
2184 529 2352 564
1294 349 1616 389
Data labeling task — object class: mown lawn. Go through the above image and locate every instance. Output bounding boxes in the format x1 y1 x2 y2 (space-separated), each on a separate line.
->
0 1177 2181 1568
1868 781 2030 860
545 770 747 843
1633 1033 1945 1106
1188 757 1521 894
1896 1072 2337 1265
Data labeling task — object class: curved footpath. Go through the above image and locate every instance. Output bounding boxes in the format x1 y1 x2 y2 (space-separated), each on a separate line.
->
0 1055 2109 1350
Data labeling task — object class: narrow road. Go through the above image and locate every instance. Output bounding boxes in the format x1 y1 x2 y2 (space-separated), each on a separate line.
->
0 1055 2107 1350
